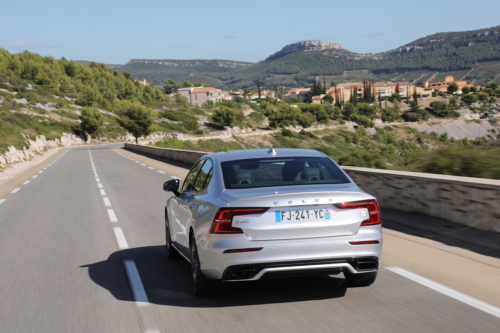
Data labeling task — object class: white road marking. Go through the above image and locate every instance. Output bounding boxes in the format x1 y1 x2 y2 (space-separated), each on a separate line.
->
32 175 38 179
148 167 154 169
103 198 111 206
96 178 100 182
172 176 180 179
158 171 165 174
11 188 21 193
100 189 106 196
44 167 47 170
145 329 160 333
38 171 43 174
113 227 128 249
141 164 146 166
124 260 149 305
135 161 139 163
0 199 6 205
107 209 118 222
386 267 500 319
97 183 103 188
23 181 30 185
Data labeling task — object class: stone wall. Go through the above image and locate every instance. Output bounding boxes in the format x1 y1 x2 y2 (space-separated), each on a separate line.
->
124 143 207 165
124 144 500 233
342 167 500 233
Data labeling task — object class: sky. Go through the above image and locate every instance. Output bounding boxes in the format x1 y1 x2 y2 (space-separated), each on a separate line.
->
1 0 500 65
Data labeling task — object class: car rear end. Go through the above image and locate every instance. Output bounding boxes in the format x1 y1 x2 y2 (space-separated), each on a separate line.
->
198 150 382 285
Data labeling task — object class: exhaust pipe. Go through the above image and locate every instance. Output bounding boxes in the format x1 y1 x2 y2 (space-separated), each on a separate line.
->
226 269 256 280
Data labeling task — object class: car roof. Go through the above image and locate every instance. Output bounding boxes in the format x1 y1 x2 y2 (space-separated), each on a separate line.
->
206 148 327 162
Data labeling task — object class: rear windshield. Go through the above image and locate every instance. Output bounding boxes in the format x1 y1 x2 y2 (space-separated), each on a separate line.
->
221 157 350 189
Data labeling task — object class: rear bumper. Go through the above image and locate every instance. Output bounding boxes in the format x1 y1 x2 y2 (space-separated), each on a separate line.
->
198 225 382 280
222 257 379 281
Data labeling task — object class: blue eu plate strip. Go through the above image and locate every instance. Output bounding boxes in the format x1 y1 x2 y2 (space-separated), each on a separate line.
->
275 211 281 222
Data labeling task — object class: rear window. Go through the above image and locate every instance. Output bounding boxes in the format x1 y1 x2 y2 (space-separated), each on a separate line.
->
221 157 350 189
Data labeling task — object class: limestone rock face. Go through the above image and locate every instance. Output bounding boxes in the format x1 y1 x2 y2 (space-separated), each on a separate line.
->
0 133 85 169
266 40 347 60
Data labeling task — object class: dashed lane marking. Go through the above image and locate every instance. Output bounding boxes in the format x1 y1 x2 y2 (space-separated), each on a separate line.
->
103 198 111 207
148 167 154 169
124 260 149 306
97 183 103 189
100 189 106 196
32 175 38 179
386 267 500 319
113 227 128 249
23 181 30 185
158 171 165 174
0 199 6 205
96 178 101 182
38 171 43 174
107 209 118 222
11 188 21 194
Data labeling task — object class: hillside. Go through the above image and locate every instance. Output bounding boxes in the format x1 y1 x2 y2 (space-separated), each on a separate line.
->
117 26 500 89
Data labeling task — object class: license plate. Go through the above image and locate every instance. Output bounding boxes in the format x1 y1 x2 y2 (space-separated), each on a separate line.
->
275 209 331 222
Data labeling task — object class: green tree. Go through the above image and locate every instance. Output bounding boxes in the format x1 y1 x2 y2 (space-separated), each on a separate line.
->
163 79 178 94
462 94 478 105
388 93 402 103
116 100 155 144
381 107 397 122
79 108 104 136
478 92 489 101
461 86 471 94
447 82 459 94
343 103 357 120
211 106 238 127
181 80 192 88
322 93 333 104
357 103 377 117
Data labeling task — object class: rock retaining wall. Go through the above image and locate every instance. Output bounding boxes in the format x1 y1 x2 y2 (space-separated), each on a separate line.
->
0 133 85 169
124 144 500 233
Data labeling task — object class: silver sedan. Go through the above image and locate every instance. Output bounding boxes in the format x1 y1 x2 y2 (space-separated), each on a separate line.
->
163 148 382 296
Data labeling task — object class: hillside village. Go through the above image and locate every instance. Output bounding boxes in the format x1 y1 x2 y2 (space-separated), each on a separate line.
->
1 47 500 180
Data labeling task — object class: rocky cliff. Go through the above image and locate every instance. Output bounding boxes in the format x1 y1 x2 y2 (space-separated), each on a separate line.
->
265 40 347 61
0 133 85 169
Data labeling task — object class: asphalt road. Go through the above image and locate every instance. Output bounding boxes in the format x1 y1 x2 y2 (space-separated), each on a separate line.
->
1 144 499 332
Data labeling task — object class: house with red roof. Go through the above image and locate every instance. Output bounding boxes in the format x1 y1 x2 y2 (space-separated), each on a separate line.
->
178 87 223 106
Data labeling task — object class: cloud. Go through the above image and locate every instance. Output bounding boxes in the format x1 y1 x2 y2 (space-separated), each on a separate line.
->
220 36 237 40
359 33 387 38
0 39 59 49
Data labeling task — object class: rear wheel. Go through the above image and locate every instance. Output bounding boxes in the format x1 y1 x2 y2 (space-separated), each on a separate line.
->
344 270 377 287
165 211 180 259
190 234 221 297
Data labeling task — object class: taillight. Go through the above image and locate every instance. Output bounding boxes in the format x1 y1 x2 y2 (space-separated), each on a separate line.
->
349 241 380 245
210 208 269 234
334 200 381 226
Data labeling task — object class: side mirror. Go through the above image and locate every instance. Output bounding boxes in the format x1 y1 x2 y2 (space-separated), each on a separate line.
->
163 179 180 196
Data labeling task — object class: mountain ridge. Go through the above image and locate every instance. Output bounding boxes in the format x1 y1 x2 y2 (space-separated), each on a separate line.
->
117 25 500 89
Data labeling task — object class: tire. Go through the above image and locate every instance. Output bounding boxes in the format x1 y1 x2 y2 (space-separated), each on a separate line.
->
165 211 180 260
190 234 221 297
344 270 377 287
